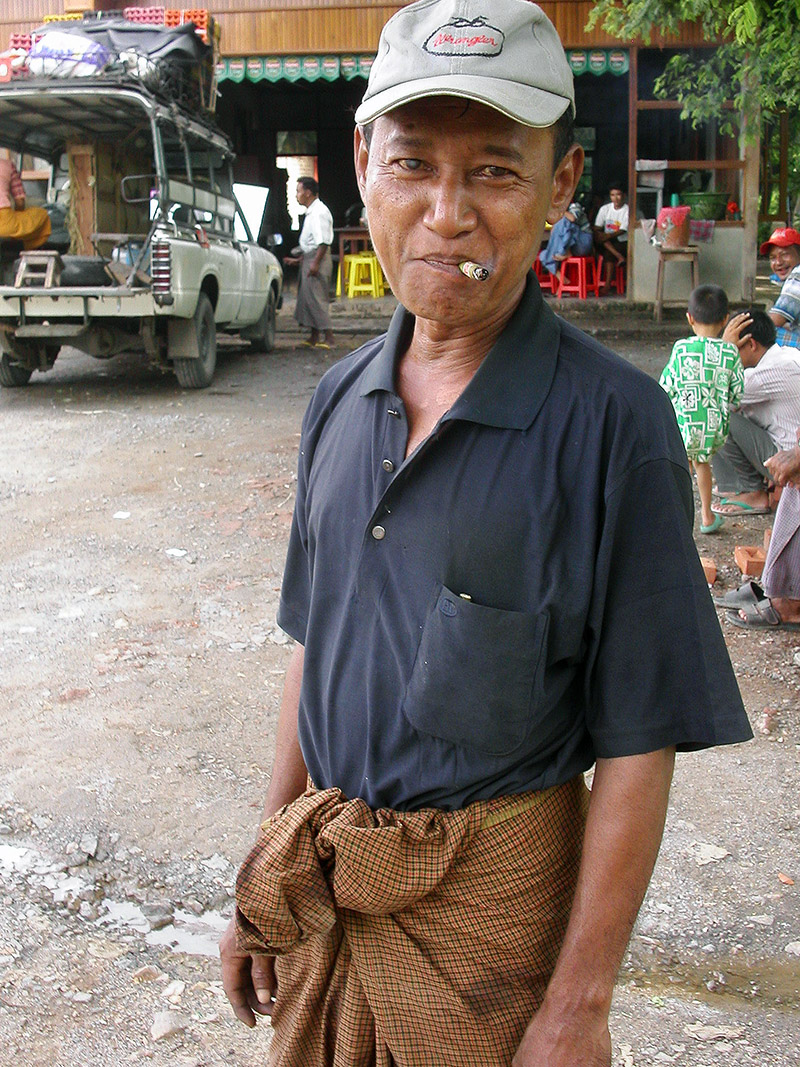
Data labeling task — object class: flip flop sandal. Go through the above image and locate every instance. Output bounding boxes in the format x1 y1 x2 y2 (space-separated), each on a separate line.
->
711 498 771 516
727 599 800 631
699 515 724 534
713 580 764 609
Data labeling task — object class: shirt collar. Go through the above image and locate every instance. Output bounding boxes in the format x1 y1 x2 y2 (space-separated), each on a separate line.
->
358 273 561 431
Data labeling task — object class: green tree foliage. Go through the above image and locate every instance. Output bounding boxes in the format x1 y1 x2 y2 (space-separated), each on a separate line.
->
587 0 800 132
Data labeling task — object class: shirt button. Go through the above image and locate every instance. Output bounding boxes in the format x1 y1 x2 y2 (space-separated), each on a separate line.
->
371 525 386 540
382 459 394 472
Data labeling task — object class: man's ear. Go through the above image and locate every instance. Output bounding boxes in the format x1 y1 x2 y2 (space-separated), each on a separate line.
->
546 144 583 226
354 126 369 200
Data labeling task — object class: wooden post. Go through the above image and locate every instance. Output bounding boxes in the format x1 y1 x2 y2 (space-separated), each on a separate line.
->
626 46 638 302
740 98 761 304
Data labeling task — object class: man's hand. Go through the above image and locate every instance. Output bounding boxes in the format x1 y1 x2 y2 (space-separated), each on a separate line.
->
219 918 276 1027
13 196 25 211
722 311 753 349
765 429 800 488
512 999 611 1066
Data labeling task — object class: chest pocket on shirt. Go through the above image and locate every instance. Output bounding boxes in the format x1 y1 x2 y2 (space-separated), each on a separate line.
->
401 586 549 756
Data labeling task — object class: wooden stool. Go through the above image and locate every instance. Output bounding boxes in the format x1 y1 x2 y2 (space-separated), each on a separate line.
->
654 245 699 322
346 252 385 298
14 250 64 288
557 256 600 299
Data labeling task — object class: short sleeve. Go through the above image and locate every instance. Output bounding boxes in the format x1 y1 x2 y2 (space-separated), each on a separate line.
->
772 269 800 326
277 422 313 644
585 457 752 756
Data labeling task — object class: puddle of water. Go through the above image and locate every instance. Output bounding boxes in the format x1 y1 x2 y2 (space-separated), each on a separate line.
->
97 900 150 934
146 908 229 958
95 902 228 957
624 958 800 1010
0 844 40 876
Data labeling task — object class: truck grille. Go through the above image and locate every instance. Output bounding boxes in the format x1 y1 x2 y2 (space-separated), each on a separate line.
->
151 242 172 293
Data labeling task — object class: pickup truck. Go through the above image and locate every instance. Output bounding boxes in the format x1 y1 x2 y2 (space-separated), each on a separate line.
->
0 79 283 388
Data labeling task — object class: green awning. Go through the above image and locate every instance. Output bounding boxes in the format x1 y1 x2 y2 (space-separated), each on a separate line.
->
568 49 629 76
217 49 628 84
217 54 374 84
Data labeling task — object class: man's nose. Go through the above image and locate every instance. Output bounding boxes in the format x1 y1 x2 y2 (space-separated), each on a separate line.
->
423 176 477 237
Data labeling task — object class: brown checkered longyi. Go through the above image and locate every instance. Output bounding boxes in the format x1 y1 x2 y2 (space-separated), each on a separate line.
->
236 777 588 1067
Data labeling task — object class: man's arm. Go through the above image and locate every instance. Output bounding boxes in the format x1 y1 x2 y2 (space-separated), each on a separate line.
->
220 641 308 1027
765 430 800 487
513 747 675 1067
307 242 328 277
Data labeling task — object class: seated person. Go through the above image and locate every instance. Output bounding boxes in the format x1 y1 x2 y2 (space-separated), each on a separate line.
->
593 182 628 289
538 200 593 276
761 227 800 347
0 157 51 250
711 309 800 516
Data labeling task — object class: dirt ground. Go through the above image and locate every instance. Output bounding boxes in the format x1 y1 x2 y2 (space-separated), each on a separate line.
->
0 298 798 1066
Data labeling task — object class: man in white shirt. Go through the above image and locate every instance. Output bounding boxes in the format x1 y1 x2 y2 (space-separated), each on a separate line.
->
593 182 628 290
712 308 800 515
286 177 335 348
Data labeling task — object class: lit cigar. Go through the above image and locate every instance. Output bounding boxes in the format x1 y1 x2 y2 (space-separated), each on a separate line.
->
458 260 491 282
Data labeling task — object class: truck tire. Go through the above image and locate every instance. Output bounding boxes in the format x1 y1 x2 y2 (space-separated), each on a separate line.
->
172 293 217 389
247 288 277 353
0 353 33 387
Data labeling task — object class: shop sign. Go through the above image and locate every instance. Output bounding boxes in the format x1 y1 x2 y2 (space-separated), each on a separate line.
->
568 50 588 76
608 49 629 74
301 55 322 80
246 57 265 82
340 55 360 80
588 50 608 75
264 57 284 82
226 57 245 83
321 56 340 81
282 56 302 82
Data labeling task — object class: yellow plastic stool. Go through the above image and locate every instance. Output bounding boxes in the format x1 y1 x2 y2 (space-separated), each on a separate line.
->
346 252 385 298
336 253 357 297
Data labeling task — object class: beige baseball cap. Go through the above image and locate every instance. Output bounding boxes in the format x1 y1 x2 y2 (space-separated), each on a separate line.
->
354 0 575 129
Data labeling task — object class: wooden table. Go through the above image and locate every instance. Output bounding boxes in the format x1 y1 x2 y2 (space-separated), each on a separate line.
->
335 227 371 293
654 245 700 322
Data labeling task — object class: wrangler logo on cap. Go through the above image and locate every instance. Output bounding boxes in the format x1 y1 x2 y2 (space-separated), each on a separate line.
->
424 16 504 57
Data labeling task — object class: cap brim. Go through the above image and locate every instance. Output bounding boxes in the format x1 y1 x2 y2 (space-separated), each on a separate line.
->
354 74 573 128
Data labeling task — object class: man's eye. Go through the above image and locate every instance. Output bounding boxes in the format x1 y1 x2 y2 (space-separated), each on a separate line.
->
398 158 423 171
477 166 512 179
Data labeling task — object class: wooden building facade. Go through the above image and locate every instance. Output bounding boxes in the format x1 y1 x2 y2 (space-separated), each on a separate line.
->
2 1 764 300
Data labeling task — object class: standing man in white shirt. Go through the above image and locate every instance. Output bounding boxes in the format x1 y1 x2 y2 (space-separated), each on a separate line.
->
593 182 628 291
712 308 800 516
286 177 335 349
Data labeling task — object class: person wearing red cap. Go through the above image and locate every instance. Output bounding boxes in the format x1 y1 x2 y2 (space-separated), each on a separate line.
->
761 227 800 348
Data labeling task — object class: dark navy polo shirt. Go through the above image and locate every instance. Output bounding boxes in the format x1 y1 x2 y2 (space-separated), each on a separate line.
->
277 275 751 811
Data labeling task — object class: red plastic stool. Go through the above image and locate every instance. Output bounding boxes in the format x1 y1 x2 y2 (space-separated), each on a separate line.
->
533 256 557 293
557 256 599 298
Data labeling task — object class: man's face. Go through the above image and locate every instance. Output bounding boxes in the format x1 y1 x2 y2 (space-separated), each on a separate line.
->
296 182 311 207
768 243 800 281
354 98 581 326
609 188 625 208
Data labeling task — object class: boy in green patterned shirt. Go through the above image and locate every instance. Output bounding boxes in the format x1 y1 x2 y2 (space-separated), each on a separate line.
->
660 285 745 533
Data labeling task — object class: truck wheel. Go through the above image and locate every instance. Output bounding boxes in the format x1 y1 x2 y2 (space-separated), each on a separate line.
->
173 293 217 388
248 288 277 353
0 353 33 387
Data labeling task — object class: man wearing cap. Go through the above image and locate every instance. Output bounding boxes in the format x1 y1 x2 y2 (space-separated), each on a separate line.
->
220 2 750 1064
761 226 800 348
